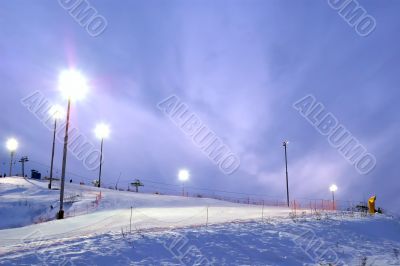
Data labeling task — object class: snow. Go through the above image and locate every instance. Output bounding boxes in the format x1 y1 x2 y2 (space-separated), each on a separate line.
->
1 215 400 265
1 177 400 265
0 177 290 250
0 177 289 228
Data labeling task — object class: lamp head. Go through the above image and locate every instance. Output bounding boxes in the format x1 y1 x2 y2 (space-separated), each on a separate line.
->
95 123 110 140
6 138 18 152
283 140 289 146
58 69 89 101
178 169 190 182
329 184 338 192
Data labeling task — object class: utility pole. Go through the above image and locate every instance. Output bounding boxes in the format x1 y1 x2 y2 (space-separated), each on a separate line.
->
98 138 104 188
19 156 29 177
329 184 338 211
49 116 58 189
283 141 290 207
94 123 110 188
56 69 88 220
58 98 71 220
115 172 122 190
9 151 15 177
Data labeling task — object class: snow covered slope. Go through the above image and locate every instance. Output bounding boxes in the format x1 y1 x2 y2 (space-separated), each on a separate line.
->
0 177 280 222
0 177 289 227
0 177 289 251
1 214 400 265
1 177 399 265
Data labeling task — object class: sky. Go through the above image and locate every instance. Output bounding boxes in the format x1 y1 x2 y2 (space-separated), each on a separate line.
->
0 1 399 213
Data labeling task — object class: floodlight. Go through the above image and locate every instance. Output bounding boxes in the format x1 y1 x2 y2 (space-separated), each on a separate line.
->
329 184 338 192
6 138 18 152
178 169 190 182
58 69 89 101
95 123 110 139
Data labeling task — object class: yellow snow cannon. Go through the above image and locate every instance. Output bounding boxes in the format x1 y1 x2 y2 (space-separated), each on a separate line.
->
368 195 376 214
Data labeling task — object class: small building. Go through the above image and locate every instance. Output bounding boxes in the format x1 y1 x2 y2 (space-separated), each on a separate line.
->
31 170 41 180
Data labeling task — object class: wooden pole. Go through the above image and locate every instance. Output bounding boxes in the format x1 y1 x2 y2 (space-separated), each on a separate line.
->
130 206 133 233
206 206 209 227
261 200 265 222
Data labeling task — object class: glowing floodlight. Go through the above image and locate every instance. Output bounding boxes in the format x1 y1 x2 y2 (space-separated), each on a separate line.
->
178 169 190 182
329 184 338 192
6 138 18 177
95 123 110 140
58 69 89 101
6 138 18 152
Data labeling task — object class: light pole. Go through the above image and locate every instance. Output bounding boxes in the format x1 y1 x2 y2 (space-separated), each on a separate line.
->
57 69 88 219
95 123 110 188
283 140 290 207
6 138 18 177
330 184 338 210
48 105 64 189
178 169 190 196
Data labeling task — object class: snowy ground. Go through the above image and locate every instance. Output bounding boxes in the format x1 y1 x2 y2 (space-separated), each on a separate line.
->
0 177 289 229
1 177 399 265
1 215 400 265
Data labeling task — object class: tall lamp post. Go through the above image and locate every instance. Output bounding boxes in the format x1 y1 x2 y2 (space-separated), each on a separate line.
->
178 169 190 196
57 69 88 219
94 123 110 188
329 184 338 210
48 105 64 189
283 140 290 207
6 138 18 177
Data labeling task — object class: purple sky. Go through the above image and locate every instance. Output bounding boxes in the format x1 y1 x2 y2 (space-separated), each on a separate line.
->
1 1 399 213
